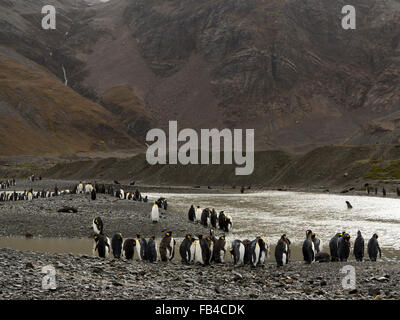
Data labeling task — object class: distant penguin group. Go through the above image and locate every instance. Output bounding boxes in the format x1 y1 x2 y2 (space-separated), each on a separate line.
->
189 205 232 232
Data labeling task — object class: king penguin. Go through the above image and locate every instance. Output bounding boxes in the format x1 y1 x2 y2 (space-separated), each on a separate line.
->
179 234 193 264
159 231 176 262
229 240 245 266
338 232 351 261
136 234 147 261
122 238 136 260
195 206 202 222
368 233 382 261
92 217 104 235
111 233 123 259
353 230 365 262
302 230 315 264
188 205 195 221
200 208 210 227
329 232 342 262
311 233 322 253
93 234 111 258
212 235 226 263
199 236 213 266
249 237 267 267
275 234 291 267
151 202 160 223
146 236 158 262
210 209 218 228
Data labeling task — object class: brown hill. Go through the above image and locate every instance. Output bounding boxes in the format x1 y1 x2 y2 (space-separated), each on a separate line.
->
0 47 142 156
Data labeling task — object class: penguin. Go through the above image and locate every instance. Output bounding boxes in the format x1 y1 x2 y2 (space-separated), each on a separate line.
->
200 236 213 265
179 234 193 264
151 202 160 223
77 182 83 194
146 236 158 262
189 237 197 263
338 232 351 261
329 232 342 262
91 189 96 201
27 191 33 201
135 234 147 261
229 240 245 266
188 205 195 221
195 206 202 222
122 239 136 260
159 231 176 262
193 236 204 265
210 209 218 228
224 215 233 232
275 234 291 267
93 234 111 258
353 230 365 262
111 233 123 259
311 233 322 253
200 208 210 227
242 239 252 265
346 201 353 209
92 217 104 235
315 252 331 263
302 230 315 264
218 211 226 230
368 233 382 261
249 236 267 267
212 235 226 263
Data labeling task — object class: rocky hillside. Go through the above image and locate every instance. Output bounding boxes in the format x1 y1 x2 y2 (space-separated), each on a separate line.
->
0 0 399 155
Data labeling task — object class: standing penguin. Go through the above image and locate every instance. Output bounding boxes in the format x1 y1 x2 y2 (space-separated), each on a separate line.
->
188 205 195 222
275 234 291 267
224 216 233 232
346 201 353 209
91 189 97 201
229 240 245 266
200 208 210 227
311 233 322 253
368 233 382 261
212 235 226 263
198 236 213 266
122 239 136 260
159 231 176 262
210 209 218 228
249 237 267 267
302 230 315 264
151 202 160 223
179 234 193 264
242 239 252 265
111 233 123 259
195 206 202 222
146 236 158 262
353 230 365 262
92 217 104 235
329 233 342 262
218 211 226 230
136 234 147 261
338 233 351 261
93 234 111 258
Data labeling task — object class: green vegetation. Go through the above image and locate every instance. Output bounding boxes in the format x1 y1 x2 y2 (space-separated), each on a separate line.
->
364 159 400 180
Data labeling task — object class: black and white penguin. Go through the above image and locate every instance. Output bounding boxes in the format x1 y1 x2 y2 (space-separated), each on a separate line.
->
346 201 353 209
91 189 96 201
212 235 226 263
275 234 291 267
151 202 160 223
249 236 267 267
223 215 233 232
302 230 315 264
329 232 342 262
159 231 176 262
122 238 136 260
210 209 218 228
218 211 226 230
93 234 111 258
199 236 213 266
195 206 202 222
146 236 158 262
188 205 195 221
353 230 365 262
311 233 322 253
179 234 193 264
135 234 148 261
200 208 210 227
315 252 331 263
229 240 245 266
242 239 252 265
111 233 123 259
368 233 382 261
92 217 104 235
338 232 351 261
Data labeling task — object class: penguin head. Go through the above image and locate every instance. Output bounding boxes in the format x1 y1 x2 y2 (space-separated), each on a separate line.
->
185 234 192 240
357 230 362 237
118 233 123 240
374 233 379 239
166 231 172 237
136 234 142 239
150 236 156 241
280 234 287 241
198 234 204 240
220 236 225 241
93 234 99 242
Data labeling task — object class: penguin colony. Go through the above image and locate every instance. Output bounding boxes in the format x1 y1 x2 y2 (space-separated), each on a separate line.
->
92 216 270 267
188 205 233 232
0 188 69 202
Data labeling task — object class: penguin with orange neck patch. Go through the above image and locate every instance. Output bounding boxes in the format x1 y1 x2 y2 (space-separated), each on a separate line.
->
160 231 176 262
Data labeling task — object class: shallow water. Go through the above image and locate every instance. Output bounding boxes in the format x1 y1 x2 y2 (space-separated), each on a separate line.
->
146 190 400 251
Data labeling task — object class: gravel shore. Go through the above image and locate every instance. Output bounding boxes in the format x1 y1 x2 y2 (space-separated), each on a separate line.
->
0 248 398 300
